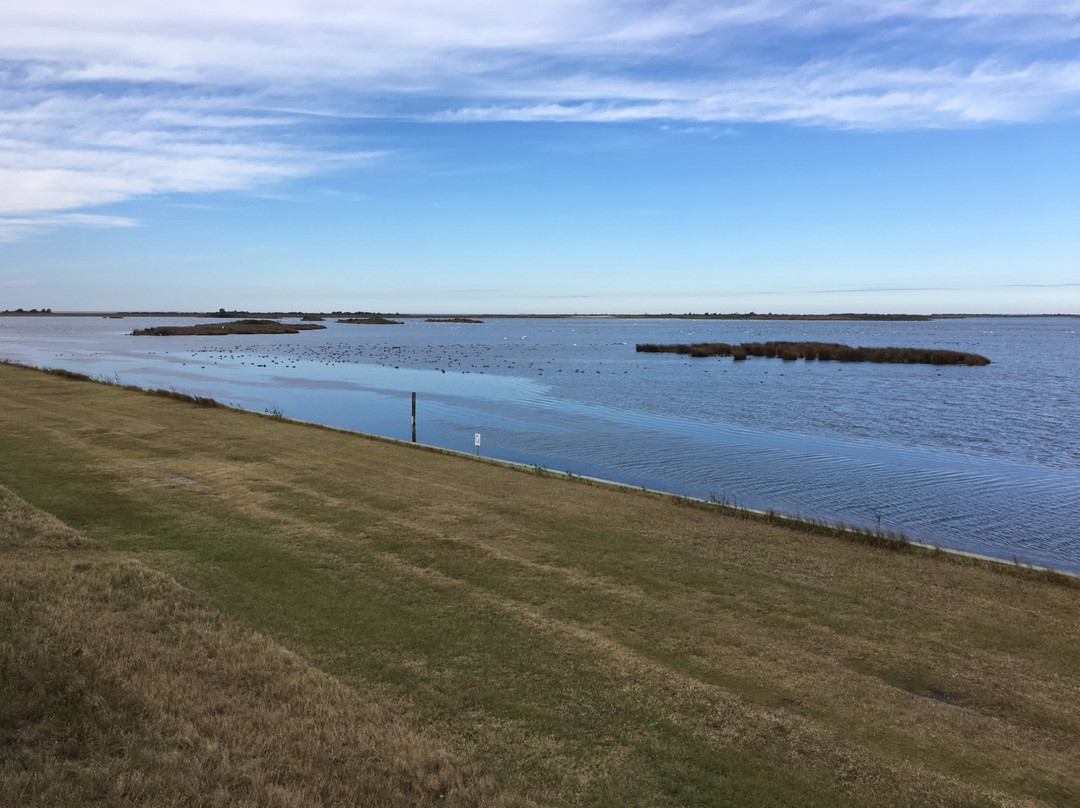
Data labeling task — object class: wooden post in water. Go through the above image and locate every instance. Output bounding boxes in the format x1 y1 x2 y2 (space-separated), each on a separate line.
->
411 392 417 442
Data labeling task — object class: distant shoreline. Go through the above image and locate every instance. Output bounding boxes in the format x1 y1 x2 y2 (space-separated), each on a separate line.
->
2 310 1078 320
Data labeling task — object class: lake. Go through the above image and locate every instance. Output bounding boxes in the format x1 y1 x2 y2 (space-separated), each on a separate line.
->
2 314 1078 572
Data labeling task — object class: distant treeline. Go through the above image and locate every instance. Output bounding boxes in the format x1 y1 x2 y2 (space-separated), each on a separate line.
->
637 341 991 365
209 310 384 319
425 317 484 324
6 310 1078 320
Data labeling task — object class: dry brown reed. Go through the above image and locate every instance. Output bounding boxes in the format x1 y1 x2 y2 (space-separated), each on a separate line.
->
636 341 991 365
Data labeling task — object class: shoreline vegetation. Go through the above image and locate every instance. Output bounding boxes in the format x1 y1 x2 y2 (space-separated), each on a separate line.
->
0 363 1045 573
131 319 327 336
1 360 1079 807
426 317 485 323
637 341 992 365
337 316 404 325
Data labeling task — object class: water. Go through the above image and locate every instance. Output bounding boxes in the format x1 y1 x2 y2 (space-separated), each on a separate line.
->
2 315 1078 572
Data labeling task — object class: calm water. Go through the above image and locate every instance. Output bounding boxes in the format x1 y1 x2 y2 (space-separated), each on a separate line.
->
3 315 1078 572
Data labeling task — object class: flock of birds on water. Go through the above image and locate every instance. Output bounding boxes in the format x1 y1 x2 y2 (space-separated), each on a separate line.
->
139 323 816 387
147 335 653 378
141 334 809 390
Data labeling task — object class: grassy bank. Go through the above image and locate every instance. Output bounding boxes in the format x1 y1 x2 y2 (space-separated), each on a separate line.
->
0 486 514 807
1 362 1078 806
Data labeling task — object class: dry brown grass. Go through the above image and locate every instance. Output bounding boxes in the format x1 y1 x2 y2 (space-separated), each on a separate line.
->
0 486 526 807
1 361 1078 806
0 485 94 550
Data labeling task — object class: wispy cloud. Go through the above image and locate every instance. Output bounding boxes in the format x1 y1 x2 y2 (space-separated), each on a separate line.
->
0 85 386 236
1002 281 1080 288
2 1 1079 238
0 212 139 243
434 60 1080 127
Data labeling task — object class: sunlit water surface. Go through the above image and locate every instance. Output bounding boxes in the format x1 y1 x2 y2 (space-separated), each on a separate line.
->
3 315 1078 572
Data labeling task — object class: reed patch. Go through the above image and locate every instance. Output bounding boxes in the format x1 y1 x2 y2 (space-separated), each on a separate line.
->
636 341 991 365
132 319 327 336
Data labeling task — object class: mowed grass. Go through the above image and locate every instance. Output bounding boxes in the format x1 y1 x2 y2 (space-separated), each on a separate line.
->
1 362 1078 806
0 487 517 807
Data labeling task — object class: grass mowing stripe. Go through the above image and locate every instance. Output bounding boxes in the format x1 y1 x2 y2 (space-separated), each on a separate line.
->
0 515 517 806
1 362 1078 806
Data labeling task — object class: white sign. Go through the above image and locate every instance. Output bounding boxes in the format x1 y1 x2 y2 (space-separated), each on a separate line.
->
474 432 481 447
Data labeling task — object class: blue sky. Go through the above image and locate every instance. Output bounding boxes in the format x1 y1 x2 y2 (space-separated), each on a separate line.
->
2 1 1079 314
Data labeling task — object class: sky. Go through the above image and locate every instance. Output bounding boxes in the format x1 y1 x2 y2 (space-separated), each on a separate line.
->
1 1 1079 314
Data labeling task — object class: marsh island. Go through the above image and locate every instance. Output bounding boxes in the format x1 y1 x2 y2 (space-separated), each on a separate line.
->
132 319 327 336
637 341 991 365
337 317 404 325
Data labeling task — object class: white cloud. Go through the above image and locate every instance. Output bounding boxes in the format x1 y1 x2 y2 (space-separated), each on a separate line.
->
0 87 386 226
435 59 1080 127
0 213 138 243
1 1 1078 239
